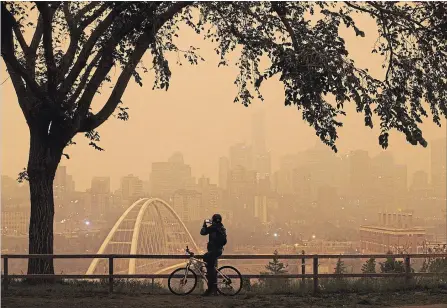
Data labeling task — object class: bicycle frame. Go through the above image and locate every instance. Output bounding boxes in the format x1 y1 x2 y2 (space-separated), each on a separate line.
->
183 255 231 285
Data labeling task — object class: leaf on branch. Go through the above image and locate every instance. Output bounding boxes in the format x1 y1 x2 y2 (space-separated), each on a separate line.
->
17 168 29 183
89 141 104 151
85 129 104 151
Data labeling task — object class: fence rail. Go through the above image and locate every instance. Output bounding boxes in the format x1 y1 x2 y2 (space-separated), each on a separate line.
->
2 253 447 293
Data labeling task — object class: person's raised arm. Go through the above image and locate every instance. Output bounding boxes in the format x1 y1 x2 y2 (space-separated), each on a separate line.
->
200 220 209 236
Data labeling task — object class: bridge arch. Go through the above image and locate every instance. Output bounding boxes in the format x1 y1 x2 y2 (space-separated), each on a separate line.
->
86 198 200 275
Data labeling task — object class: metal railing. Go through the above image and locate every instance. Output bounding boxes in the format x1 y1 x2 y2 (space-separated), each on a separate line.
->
2 253 447 293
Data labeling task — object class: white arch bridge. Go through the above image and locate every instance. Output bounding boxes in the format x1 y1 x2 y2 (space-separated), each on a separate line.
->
85 198 304 276
86 198 202 275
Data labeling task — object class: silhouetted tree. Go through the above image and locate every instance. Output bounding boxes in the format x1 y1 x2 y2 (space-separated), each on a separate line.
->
380 251 405 273
334 257 347 274
361 258 376 274
260 250 289 288
2 2 447 275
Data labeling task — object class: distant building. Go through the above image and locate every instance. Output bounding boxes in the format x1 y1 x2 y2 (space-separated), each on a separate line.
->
172 190 202 222
91 177 111 194
120 174 144 203
228 165 257 198
431 138 446 198
1 208 29 235
254 195 268 223
230 143 252 171
360 211 426 253
197 176 220 210
218 157 230 189
54 166 75 201
150 152 193 200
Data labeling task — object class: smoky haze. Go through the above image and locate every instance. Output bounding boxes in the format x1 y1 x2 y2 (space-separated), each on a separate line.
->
1 5 446 276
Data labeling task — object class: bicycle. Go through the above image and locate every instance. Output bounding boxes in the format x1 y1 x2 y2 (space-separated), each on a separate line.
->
168 246 243 296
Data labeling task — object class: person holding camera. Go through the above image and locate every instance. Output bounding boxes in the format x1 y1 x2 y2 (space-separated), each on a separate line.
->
200 213 227 296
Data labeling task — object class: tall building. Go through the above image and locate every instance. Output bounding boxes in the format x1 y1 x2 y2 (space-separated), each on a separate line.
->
91 177 111 194
394 164 408 208
431 138 446 198
172 190 202 222
90 177 111 217
252 111 266 154
348 150 371 200
228 165 257 198
150 152 193 200
411 170 430 191
254 195 268 223
252 111 271 179
197 177 220 210
370 152 396 210
120 174 144 203
54 166 74 199
229 143 252 171
218 157 230 189
1 207 29 235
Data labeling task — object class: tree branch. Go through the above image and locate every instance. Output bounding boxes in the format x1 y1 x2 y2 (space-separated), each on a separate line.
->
271 2 300 52
1 4 44 101
36 2 58 95
79 33 154 132
74 2 99 23
79 2 189 132
67 52 102 108
78 4 109 31
11 19 29 55
59 6 123 98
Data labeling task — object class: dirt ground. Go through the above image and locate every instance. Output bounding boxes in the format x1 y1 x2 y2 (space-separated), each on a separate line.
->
2 291 447 308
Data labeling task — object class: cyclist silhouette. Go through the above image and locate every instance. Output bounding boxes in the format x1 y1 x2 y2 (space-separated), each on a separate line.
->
200 213 227 296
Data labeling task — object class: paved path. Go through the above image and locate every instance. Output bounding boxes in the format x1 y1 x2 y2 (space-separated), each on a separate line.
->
393 306 447 308
2 293 447 308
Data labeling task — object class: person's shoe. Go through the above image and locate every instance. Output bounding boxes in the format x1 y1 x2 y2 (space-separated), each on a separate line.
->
201 289 212 296
201 288 218 296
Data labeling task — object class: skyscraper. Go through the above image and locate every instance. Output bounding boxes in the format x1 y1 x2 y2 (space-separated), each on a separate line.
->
348 150 371 200
431 138 446 198
150 152 193 200
229 143 252 170
251 111 271 178
91 177 111 194
87 177 111 217
120 174 144 202
218 157 230 189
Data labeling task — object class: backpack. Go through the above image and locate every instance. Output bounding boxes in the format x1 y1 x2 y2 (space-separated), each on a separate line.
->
216 226 227 247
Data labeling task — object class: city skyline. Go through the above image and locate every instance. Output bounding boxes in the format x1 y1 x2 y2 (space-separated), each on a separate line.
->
2 12 446 191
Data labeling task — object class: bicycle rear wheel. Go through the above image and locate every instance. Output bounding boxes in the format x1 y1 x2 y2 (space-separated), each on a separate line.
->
168 267 197 295
216 265 242 296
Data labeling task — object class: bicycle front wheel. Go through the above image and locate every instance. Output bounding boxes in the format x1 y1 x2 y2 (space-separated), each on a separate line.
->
168 267 197 295
217 265 242 296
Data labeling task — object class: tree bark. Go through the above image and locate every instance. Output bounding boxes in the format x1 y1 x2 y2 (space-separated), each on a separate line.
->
26 124 64 275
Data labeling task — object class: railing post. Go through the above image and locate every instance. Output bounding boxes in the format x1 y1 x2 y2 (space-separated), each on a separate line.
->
109 257 114 293
313 256 319 294
404 255 411 286
3 257 9 292
301 250 306 284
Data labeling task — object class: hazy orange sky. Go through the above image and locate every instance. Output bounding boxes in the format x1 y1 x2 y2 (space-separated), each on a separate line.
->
1 7 445 191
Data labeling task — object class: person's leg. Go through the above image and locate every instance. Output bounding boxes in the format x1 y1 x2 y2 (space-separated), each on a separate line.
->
208 250 223 294
206 252 217 293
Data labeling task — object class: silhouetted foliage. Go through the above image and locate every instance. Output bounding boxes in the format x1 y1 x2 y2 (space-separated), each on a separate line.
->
260 250 289 288
2 1 446 275
361 258 376 274
421 246 447 273
380 251 405 273
334 258 347 275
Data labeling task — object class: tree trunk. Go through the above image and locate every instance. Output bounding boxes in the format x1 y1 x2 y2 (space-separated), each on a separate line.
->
26 126 64 275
